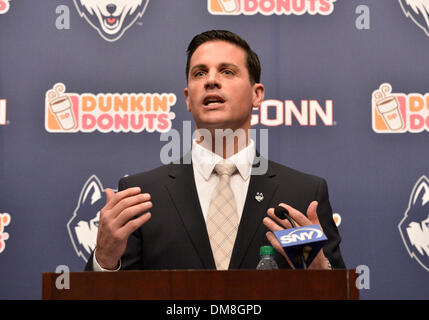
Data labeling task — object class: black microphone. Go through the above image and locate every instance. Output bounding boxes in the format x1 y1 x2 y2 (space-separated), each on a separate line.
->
274 206 296 228
273 206 308 269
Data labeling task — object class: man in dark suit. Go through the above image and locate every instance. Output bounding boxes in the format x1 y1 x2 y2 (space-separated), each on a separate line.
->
86 30 345 271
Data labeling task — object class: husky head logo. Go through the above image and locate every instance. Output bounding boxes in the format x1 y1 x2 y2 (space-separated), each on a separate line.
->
399 0 429 37
67 175 108 262
73 0 149 42
399 175 429 271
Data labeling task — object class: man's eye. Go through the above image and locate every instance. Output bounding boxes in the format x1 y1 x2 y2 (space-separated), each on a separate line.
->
223 69 234 75
194 71 206 77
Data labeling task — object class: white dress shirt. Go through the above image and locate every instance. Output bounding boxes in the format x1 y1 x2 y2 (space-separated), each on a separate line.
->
191 139 255 221
93 139 256 271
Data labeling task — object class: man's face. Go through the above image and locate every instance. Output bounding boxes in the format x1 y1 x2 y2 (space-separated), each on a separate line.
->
184 41 264 132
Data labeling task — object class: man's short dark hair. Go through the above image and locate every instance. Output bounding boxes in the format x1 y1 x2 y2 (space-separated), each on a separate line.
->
186 30 261 84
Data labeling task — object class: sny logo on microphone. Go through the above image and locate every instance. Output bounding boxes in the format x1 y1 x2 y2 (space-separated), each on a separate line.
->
274 224 327 269
278 226 325 245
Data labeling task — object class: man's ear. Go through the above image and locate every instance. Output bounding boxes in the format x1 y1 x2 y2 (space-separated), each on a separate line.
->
184 87 191 112
252 83 265 107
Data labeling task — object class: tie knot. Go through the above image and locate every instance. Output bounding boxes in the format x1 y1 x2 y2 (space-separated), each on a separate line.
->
214 161 236 177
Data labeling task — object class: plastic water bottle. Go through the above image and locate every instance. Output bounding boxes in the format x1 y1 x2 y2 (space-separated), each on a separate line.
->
256 246 279 270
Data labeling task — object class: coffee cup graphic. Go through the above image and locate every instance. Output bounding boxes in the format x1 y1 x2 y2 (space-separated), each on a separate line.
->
218 0 238 12
47 83 76 130
373 84 403 131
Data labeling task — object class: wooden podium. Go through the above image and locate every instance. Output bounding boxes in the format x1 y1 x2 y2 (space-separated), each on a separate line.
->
42 269 359 300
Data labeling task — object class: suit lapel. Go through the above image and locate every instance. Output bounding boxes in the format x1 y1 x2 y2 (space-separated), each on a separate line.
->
165 163 216 269
164 156 278 270
229 161 278 269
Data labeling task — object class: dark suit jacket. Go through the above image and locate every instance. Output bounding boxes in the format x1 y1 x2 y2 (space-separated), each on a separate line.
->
85 159 345 270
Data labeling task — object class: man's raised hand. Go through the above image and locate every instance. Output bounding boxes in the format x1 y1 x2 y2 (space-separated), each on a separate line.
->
95 187 152 270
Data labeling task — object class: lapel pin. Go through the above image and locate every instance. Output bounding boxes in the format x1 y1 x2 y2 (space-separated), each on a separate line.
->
255 192 264 202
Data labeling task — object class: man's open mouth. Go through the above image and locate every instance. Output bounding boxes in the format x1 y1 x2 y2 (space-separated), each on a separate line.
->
103 16 120 30
203 95 225 106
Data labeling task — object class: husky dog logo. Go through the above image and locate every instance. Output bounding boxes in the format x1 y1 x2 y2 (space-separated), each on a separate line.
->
67 175 110 262
73 0 150 42
399 0 429 37
399 175 429 271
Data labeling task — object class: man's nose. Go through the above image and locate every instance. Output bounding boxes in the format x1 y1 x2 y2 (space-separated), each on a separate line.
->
204 72 220 90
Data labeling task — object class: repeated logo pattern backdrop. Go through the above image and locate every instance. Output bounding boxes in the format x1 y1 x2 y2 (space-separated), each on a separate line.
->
0 0 428 299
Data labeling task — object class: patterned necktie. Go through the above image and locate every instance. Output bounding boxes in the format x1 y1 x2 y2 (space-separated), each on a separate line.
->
206 161 239 270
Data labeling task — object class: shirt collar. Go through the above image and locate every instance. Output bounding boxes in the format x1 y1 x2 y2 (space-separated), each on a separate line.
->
192 139 255 181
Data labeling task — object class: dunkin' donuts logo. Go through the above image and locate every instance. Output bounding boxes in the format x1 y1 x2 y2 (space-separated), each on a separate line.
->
372 83 429 133
208 0 336 15
45 83 176 133
0 0 10 14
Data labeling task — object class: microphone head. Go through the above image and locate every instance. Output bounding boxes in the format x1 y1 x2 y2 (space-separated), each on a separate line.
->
274 206 289 220
274 206 296 228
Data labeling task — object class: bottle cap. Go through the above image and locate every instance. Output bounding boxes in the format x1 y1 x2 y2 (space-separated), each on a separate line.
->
260 246 274 256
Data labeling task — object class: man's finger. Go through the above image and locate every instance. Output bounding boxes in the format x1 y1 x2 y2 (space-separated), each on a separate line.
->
120 212 152 237
112 193 151 219
114 201 153 227
277 203 311 227
104 187 142 210
263 216 286 232
306 201 320 226
105 188 115 203
266 208 294 229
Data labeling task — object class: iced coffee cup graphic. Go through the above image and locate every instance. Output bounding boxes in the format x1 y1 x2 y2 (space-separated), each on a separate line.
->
47 83 76 131
218 0 238 13
373 84 403 131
